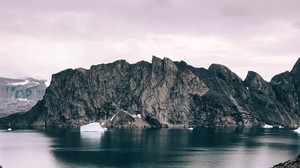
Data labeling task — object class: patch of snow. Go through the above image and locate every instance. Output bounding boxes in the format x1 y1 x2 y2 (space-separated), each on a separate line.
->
131 114 142 118
17 98 29 102
45 81 51 87
8 80 41 87
187 127 193 130
80 122 106 132
246 87 249 91
110 114 116 121
262 124 273 128
279 125 284 128
30 81 41 86
110 111 142 121
125 111 142 119
123 110 132 116
9 80 30 86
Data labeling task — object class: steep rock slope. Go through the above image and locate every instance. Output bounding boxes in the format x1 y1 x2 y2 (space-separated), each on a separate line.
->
0 77 46 117
1 56 300 128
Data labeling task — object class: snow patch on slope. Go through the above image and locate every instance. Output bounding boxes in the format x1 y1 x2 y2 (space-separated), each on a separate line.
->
9 80 30 86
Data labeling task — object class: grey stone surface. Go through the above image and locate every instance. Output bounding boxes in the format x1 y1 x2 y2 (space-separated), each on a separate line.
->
1 56 300 128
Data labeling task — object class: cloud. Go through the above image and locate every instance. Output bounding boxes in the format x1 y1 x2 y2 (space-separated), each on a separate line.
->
0 0 300 82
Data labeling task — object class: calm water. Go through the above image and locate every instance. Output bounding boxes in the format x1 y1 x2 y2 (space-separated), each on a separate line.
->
0 128 300 168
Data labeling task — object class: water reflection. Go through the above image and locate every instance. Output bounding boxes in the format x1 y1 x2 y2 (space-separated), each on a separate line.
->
0 130 58 168
1 128 299 168
45 128 299 167
80 131 103 149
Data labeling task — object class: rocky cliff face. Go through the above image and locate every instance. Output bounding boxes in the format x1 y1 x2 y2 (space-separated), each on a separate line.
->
1 56 300 128
0 77 46 118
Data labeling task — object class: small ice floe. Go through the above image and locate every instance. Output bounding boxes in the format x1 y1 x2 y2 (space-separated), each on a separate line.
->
293 127 300 133
7 123 12 131
80 122 107 132
187 127 194 130
262 124 273 128
279 125 284 128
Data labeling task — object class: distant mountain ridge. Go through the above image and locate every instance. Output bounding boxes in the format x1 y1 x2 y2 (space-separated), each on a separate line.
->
1 56 300 128
0 77 46 117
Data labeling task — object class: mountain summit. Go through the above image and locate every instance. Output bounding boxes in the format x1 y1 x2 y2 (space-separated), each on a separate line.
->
1 56 300 128
0 77 46 117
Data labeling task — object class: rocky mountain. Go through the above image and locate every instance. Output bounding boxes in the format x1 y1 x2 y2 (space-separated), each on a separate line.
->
0 77 46 118
1 56 300 128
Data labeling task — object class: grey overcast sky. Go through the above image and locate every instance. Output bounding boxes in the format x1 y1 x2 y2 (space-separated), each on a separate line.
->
1 0 300 83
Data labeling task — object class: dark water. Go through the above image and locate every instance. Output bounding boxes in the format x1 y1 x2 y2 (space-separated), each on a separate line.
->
0 128 300 168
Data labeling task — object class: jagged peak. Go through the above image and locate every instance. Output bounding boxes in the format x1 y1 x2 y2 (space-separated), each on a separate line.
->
111 59 129 65
244 71 268 88
151 55 162 64
291 57 300 75
246 71 262 78
178 60 188 66
208 63 241 81
270 71 291 84
151 56 163 70
53 68 74 76
151 56 174 64
208 63 236 76
151 56 177 72
209 63 229 71
162 57 173 63
75 67 87 73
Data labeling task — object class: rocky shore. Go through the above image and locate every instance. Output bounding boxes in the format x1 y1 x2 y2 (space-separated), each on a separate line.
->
273 154 300 168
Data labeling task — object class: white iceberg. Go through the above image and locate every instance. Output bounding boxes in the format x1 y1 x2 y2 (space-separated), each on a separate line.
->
262 124 273 128
293 127 300 133
80 122 107 132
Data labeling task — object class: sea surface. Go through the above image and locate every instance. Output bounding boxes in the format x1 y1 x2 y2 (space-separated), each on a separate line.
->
0 127 299 168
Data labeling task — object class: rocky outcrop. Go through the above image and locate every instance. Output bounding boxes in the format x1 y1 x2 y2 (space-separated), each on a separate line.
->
244 71 299 125
0 77 46 118
1 56 300 128
273 154 300 168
